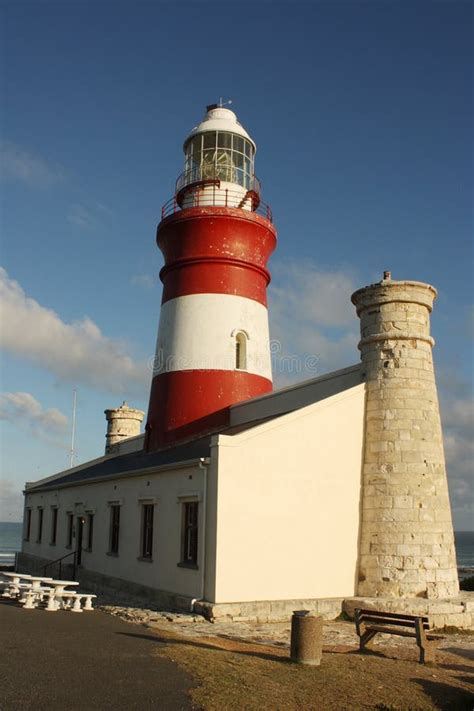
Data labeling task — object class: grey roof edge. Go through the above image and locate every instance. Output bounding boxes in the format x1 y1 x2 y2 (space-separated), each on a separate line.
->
24 454 111 491
232 363 362 409
229 363 363 426
24 457 204 494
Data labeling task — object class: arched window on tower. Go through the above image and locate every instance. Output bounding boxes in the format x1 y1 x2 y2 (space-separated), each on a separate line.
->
234 331 248 370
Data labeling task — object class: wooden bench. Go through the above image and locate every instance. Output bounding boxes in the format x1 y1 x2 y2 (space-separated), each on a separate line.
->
354 608 444 664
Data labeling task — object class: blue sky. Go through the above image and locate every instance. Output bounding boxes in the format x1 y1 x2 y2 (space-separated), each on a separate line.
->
1 1 472 528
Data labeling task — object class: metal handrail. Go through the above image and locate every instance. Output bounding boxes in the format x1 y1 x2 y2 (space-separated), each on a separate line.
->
176 167 261 195
41 550 77 580
161 185 273 222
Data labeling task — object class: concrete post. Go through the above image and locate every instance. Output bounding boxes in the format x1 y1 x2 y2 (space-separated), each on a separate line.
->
290 611 323 665
352 273 459 599
104 402 144 454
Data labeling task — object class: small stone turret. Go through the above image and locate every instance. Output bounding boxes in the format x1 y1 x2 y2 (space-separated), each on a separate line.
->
352 273 459 599
104 402 144 454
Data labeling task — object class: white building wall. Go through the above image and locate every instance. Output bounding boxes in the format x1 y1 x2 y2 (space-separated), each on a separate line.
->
211 385 366 603
22 463 205 599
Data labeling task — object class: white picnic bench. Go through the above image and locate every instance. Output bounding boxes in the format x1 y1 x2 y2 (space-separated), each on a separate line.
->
1 572 96 612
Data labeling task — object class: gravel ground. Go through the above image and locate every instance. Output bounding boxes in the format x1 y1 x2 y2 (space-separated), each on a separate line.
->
98 592 474 657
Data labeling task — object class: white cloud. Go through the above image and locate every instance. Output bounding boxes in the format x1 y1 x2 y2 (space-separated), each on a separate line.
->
0 392 68 433
0 268 149 396
0 141 64 188
268 260 360 384
439 388 474 530
0 479 24 521
0 392 69 451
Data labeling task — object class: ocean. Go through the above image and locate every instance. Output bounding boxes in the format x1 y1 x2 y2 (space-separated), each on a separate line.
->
0 522 472 577
0 522 23 568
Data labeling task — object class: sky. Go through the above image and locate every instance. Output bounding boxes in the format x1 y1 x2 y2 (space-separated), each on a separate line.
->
0 0 472 528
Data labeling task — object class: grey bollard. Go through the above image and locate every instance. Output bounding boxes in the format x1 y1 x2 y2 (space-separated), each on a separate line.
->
290 610 323 666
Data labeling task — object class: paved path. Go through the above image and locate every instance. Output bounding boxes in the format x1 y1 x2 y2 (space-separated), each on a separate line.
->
0 599 197 710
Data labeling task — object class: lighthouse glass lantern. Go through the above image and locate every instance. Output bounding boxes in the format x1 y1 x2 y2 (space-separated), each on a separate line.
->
177 105 259 210
146 105 277 451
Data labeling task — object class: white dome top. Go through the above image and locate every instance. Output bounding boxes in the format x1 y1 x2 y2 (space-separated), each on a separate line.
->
184 106 256 152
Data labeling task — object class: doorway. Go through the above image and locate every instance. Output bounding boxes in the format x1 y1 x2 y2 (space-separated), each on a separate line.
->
76 516 85 566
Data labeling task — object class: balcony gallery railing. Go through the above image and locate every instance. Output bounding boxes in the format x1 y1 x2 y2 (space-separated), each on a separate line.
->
161 183 273 222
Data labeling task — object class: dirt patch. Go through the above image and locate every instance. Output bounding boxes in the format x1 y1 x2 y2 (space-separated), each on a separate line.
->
142 624 474 711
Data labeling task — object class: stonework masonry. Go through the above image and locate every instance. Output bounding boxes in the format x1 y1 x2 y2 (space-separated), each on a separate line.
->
352 275 459 599
104 402 144 455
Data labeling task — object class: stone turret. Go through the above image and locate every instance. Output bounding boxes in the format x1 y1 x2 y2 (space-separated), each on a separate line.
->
104 402 144 455
352 273 459 599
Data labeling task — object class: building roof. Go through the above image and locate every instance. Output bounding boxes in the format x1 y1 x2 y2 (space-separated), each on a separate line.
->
26 363 363 493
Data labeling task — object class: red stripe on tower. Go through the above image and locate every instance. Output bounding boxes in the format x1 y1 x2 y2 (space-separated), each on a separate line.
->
145 104 277 451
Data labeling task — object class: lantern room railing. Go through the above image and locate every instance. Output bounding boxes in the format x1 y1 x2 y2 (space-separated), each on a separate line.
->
161 183 273 222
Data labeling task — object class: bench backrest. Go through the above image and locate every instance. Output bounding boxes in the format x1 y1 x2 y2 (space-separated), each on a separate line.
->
355 608 430 630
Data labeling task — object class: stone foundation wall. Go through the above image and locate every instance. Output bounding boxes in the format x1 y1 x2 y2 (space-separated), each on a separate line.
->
194 598 345 623
343 595 474 630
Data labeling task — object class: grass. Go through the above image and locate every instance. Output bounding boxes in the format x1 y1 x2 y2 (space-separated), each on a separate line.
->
145 625 474 711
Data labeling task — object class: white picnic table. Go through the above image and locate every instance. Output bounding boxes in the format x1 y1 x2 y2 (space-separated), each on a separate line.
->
1 572 96 612
1 572 32 596
44 579 80 611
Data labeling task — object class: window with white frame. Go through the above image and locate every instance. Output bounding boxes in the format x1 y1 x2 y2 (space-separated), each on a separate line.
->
24 508 32 541
141 504 154 559
235 331 248 370
66 512 73 548
50 507 58 545
86 513 94 551
36 507 44 543
180 501 198 567
109 505 120 555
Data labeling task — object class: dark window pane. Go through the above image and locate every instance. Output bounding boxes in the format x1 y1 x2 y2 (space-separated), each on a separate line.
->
37 508 43 542
142 504 154 558
233 136 244 154
192 135 202 155
25 509 31 541
203 132 216 149
110 505 120 554
234 152 243 168
67 513 73 547
51 508 58 544
182 502 198 565
87 514 94 550
218 132 232 149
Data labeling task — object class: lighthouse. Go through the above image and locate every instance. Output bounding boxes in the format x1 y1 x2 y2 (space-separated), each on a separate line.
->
145 105 277 450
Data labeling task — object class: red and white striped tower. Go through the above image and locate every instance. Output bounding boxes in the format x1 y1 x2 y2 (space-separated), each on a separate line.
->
145 105 277 451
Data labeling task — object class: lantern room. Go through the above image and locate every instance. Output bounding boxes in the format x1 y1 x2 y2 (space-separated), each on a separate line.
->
173 105 262 212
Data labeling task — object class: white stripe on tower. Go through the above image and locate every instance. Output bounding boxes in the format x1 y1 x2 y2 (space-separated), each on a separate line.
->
153 293 272 380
